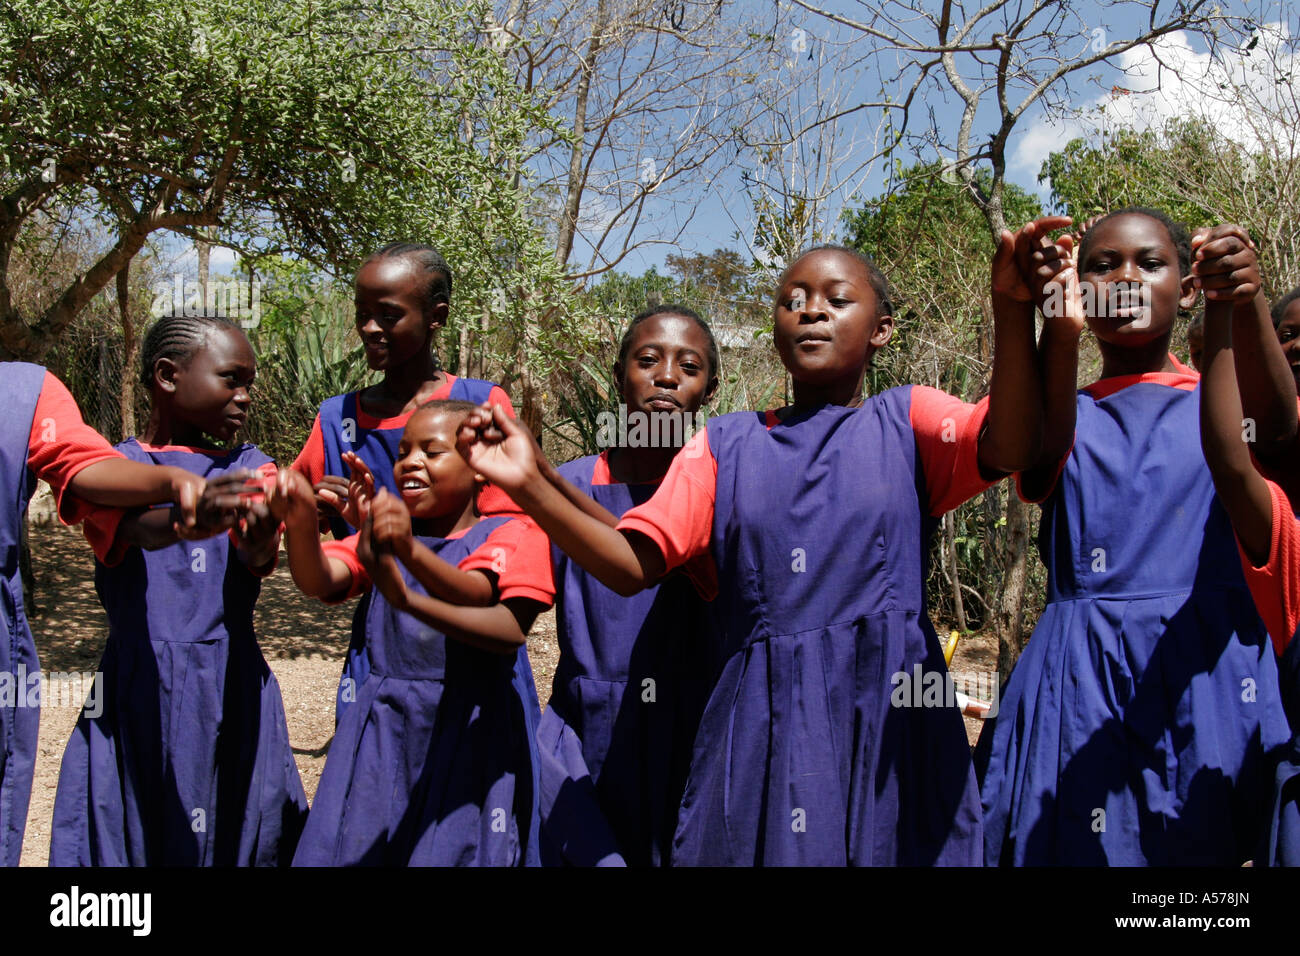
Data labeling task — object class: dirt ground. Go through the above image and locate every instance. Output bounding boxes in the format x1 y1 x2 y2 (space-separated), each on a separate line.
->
17 521 993 866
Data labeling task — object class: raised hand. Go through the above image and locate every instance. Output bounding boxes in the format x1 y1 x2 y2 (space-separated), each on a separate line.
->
356 496 409 609
991 215 1074 306
312 474 350 520
455 403 540 494
267 467 321 529
368 487 413 558
1192 225 1260 305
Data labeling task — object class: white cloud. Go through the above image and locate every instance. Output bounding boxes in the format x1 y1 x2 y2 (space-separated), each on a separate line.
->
1012 24 1299 184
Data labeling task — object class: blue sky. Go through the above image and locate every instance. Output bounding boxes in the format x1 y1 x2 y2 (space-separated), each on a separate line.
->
187 0 1283 282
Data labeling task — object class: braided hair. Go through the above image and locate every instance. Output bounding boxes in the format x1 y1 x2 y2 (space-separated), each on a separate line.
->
139 313 243 390
362 242 453 316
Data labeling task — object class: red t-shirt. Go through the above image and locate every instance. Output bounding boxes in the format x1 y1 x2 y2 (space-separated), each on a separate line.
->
26 371 122 524
1237 477 1300 657
322 514 555 606
616 387 993 593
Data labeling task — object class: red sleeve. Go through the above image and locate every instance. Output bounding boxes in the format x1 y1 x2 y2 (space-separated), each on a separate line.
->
291 413 326 485
476 388 524 518
1236 478 1300 656
82 507 129 565
461 516 554 606
909 386 995 516
617 428 717 584
487 386 516 417
27 371 122 524
321 534 368 603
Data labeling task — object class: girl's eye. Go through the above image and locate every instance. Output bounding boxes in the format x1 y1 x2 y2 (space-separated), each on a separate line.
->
1141 260 1164 270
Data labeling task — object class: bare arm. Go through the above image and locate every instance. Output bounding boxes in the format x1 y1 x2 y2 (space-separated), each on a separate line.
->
459 406 665 595
1194 226 1275 566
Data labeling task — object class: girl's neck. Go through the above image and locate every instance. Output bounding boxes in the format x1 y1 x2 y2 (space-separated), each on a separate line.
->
373 352 445 405
411 499 478 539
1098 334 1179 380
139 405 224 450
607 445 678 485
788 374 865 414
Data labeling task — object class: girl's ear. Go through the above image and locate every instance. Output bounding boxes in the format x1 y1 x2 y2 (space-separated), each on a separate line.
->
612 361 626 395
702 372 720 406
154 356 180 394
427 300 449 332
1179 273 1198 311
870 313 895 349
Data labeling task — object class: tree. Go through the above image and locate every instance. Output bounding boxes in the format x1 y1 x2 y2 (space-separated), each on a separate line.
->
0 0 570 366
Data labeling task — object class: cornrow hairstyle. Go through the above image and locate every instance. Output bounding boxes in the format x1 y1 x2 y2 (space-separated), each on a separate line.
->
1077 207 1192 277
139 313 244 390
1271 287 1300 328
363 242 453 315
782 244 896 318
616 303 721 380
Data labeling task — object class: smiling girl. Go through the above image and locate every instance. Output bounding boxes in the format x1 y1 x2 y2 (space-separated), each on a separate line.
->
290 243 532 734
274 400 551 865
978 209 1292 865
50 314 308 866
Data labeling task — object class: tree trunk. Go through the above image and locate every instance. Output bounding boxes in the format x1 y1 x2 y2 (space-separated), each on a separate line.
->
197 227 212 313
943 509 967 631
554 0 609 269
117 265 138 438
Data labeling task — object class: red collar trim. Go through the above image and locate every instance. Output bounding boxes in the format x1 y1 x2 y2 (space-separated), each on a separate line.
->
352 376 457 429
133 440 238 456
590 450 613 486
1083 354 1199 400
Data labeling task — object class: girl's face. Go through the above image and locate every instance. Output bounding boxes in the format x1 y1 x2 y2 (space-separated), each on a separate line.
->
394 410 479 519
1276 299 1300 396
354 257 445 371
1078 214 1195 347
614 314 718 418
773 250 892 387
164 326 256 444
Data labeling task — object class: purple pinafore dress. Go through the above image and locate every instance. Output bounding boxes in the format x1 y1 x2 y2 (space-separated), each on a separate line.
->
671 392 982 865
49 439 308 865
0 362 47 865
537 454 719 866
978 380 1291 865
292 517 539 866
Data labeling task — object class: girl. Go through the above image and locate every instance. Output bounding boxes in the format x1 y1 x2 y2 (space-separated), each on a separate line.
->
1196 225 1299 865
49 315 309 866
0 362 203 866
460 241 1046 865
291 242 531 733
978 209 1292 865
536 305 721 867
1271 287 1300 397
273 400 552 866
